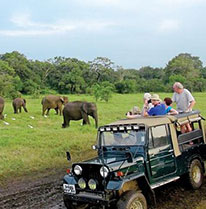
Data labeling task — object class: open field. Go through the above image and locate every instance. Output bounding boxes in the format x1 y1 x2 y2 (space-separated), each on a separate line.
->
0 93 206 183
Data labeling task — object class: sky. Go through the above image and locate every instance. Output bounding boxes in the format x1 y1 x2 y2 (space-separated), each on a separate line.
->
0 0 206 69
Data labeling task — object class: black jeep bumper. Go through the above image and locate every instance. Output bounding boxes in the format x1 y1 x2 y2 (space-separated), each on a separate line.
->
63 192 112 207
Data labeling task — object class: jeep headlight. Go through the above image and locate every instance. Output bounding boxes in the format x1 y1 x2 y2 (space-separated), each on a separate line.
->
88 179 97 190
100 166 109 178
74 165 82 175
78 178 86 189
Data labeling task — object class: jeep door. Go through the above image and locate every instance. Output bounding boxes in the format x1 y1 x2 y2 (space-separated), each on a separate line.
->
147 125 176 182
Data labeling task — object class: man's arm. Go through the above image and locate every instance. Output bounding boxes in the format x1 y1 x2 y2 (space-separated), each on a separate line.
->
185 89 195 111
142 100 149 116
187 100 196 111
143 107 149 116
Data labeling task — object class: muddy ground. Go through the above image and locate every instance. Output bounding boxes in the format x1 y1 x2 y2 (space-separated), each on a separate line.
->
0 170 206 209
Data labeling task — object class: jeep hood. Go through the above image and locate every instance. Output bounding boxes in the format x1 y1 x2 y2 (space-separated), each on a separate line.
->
73 155 144 172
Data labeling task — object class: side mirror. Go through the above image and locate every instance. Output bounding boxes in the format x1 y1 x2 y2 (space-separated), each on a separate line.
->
66 151 71 161
92 145 98 150
126 152 133 163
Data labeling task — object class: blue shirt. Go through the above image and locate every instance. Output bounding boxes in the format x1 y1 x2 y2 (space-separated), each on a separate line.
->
148 103 166 116
165 106 172 114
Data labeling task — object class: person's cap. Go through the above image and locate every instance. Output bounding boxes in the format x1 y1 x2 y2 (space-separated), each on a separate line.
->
144 93 151 100
151 94 161 101
130 106 141 114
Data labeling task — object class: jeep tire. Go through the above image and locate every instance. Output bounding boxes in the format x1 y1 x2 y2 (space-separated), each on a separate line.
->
187 159 204 189
64 200 76 209
117 190 147 209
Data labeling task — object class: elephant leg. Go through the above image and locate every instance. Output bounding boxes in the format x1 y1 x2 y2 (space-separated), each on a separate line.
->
82 119 87 125
58 105 62 116
87 117 90 125
55 108 58 115
19 107 22 113
46 108 50 115
0 112 4 119
23 105 28 113
82 113 90 125
13 106 17 114
42 106 46 116
62 115 70 128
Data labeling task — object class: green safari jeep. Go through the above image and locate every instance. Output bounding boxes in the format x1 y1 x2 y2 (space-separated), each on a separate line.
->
63 110 206 209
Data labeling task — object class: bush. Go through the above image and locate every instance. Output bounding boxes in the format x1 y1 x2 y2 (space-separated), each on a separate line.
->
92 81 114 102
139 79 166 92
0 74 20 98
115 80 137 93
22 80 39 95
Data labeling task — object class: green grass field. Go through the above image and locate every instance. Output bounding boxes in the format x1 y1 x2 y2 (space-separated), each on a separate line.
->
0 93 206 182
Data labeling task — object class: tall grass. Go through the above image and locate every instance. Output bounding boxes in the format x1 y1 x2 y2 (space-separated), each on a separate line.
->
0 93 205 182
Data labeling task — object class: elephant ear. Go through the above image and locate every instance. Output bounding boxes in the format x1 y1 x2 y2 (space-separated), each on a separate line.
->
63 96 69 104
60 97 64 103
81 103 88 114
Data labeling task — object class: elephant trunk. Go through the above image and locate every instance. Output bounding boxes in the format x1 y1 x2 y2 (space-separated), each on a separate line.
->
93 111 98 128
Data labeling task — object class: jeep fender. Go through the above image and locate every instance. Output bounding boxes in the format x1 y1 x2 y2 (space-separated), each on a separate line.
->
107 174 156 205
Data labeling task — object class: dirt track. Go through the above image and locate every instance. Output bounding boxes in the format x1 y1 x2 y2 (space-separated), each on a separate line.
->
0 171 205 209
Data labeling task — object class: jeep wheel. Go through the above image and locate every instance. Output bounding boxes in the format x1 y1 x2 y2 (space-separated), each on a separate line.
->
64 200 76 209
117 190 147 209
187 159 204 189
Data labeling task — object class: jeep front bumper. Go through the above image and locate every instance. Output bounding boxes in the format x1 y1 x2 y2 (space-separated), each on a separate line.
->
63 192 113 207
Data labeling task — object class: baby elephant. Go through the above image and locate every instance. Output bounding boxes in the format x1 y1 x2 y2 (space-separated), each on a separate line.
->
13 98 28 114
62 101 98 128
0 96 5 119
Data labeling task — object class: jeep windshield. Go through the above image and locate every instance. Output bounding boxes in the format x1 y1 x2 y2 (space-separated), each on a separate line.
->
100 129 146 146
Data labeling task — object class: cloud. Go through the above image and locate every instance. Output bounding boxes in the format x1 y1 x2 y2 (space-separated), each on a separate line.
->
11 14 35 28
158 19 180 33
157 0 206 7
0 14 116 37
75 0 122 7
0 29 62 36
74 0 143 11
74 0 206 11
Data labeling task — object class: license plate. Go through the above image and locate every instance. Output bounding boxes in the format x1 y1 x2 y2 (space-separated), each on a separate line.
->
63 184 76 194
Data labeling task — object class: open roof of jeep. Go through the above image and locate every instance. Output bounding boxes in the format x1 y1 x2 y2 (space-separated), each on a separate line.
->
106 110 202 127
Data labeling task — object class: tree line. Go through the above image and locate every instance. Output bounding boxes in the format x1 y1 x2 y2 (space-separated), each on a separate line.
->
0 51 206 99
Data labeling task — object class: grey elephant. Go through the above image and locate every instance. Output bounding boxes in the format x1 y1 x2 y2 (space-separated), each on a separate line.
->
0 96 4 119
13 98 28 114
41 95 69 116
62 101 98 128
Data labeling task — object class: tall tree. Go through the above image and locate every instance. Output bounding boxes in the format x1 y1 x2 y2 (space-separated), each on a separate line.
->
88 57 116 83
138 66 164 80
164 53 202 83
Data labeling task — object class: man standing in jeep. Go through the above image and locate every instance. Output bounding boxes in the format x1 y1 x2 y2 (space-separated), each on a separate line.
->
172 82 196 113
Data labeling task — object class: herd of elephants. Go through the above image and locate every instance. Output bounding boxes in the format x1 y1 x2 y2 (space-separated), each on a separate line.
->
0 95 98 128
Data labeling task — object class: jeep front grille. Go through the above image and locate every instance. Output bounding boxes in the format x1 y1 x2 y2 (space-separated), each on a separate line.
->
74 164 108 191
